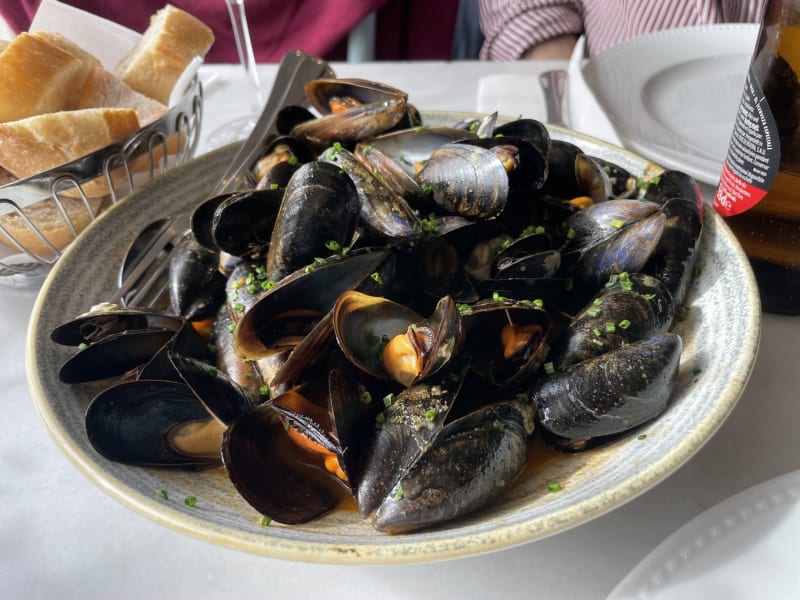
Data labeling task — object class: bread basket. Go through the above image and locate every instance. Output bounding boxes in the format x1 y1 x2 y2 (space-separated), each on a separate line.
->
0 76 203 287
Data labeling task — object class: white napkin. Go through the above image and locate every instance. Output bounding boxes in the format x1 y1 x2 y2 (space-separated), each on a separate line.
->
565 36 622 145
29 0 140 70
476 73 547 122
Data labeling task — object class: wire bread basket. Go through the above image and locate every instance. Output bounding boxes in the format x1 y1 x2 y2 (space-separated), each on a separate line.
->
0 76 203 286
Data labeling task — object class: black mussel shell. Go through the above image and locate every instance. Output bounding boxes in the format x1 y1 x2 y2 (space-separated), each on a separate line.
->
168 232 226 321
534 332 683 451
549 273 674 369
357 375 458 517
416 142 510 219
209 188 284 257
320 145 423 245
372 400 534 534
266 160 360 282
234 249 389 360
51 306 183 347
222 402 341 524
86 379 223 467
643 197 702 309
59 328 178 384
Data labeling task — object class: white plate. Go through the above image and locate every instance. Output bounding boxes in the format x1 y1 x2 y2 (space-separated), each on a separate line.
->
607 468 800 599
26 117 761 564
582 24 758 185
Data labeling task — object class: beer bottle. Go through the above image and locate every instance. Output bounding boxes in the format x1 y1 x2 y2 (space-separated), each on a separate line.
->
714 0 800 314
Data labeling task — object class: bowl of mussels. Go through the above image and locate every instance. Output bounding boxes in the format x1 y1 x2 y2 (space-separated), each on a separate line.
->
26 77 761 564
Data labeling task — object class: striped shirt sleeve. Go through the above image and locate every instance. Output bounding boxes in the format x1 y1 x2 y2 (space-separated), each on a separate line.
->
478 0 584 61
479 0 765 60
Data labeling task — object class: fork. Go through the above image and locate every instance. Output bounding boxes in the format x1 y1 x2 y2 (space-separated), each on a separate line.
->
110 50 335 309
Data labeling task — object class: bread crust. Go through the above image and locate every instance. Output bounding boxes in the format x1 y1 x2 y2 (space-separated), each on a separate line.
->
115 4 214 104
0 33 87 122
0 108 140 179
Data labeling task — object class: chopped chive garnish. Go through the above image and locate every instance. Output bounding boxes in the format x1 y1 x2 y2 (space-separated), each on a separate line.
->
424 409 437 421
259 515 272 527
156 489 168 500
360 391 372 404
547 482 562 493
543 362 555 375
618 319 631 329
184 496 197 507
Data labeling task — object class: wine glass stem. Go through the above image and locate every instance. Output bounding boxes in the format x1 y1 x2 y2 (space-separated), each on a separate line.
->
225 0 264 112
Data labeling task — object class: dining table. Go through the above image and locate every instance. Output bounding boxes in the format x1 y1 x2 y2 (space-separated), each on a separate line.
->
3 59 800 600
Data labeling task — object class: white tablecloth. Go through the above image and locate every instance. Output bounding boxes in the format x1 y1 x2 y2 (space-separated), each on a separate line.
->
3 61 799 600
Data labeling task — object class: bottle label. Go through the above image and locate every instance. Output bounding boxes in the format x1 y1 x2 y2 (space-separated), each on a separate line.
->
714 67 781 217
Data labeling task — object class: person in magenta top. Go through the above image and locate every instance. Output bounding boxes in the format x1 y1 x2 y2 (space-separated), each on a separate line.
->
478 0 764 60
1 0 461 62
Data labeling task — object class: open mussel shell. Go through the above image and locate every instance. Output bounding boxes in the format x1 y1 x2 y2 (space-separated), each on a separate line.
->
549 273 675 369
534 332 683 451
266 160 360 282
233 249 389 360
50 305 183 346
333 291 463 387
372 399 535 534
206 188 284 257
491 232 560 280
460 299 552 389
270 365 370 492
332 290 422 381
85 379 224 467
251 135 316 188
493 118 551 157
222 402 342 524
542 140 612 204
305 78 407 114
291 93 408 151
58 327 178 384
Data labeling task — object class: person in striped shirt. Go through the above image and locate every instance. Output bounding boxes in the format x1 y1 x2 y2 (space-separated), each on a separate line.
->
479 0 764 60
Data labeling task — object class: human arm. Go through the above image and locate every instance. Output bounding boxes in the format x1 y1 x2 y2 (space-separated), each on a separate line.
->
478 0 583 60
